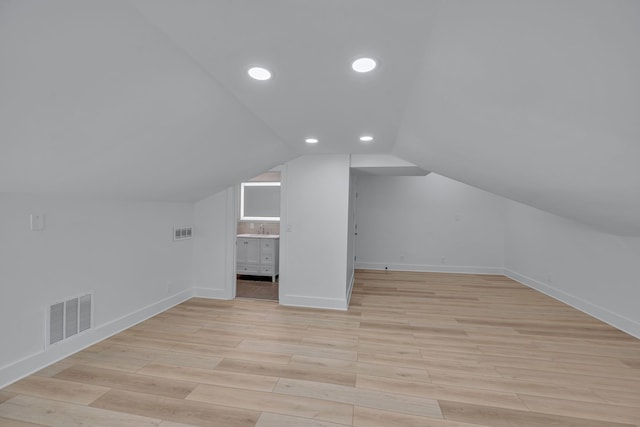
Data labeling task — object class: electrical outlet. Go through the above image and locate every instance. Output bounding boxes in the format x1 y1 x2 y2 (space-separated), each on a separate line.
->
441 257 446 264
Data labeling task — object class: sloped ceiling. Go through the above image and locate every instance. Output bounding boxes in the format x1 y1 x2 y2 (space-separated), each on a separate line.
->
0 0 294 201
394 0 640 235
1 1 638 235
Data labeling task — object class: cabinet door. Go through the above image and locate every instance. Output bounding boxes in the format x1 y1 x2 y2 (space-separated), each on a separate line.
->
237 238 248 264
245 239 261 264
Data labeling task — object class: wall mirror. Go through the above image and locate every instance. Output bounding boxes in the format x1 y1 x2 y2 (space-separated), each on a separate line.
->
240 182 281 221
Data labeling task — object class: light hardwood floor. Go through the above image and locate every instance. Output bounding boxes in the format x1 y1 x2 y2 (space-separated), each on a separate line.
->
1 270 639 426
236 277 279 301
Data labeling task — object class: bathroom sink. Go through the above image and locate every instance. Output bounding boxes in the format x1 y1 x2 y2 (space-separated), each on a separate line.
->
237 234 279 238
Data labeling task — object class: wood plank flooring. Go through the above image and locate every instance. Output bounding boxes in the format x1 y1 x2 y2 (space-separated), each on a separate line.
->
236 277 279 301
1 270 639 426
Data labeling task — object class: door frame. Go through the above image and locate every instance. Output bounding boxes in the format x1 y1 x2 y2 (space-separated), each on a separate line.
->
227 166 286 301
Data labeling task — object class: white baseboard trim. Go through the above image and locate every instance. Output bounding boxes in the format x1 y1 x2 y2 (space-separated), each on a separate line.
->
0 289 193 389
505 269 640 339
346 272 355 308
280 294 348 311
355 262 504 275
192 287 233 300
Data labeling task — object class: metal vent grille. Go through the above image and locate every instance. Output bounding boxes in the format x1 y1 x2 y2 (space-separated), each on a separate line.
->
173 226 193 241
79 294 92 333
65 298 78 338
48 293 92 346
49 302 64 345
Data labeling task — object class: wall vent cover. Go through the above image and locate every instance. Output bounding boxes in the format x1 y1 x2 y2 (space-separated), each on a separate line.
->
173 226 193 241
47 293 93 347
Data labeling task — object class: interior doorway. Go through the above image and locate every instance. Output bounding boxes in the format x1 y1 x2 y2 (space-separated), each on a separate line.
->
235 170 281 301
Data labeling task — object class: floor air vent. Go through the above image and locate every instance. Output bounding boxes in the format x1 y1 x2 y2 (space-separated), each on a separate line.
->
48 293 92 346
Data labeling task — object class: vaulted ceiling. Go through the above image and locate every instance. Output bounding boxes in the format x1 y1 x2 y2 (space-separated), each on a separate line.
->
1 1 639 235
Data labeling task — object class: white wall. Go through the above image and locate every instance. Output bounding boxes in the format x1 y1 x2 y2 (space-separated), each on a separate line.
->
505 201 640 338
192 187 236 299
280 155 351 310
346 171 357 299
0 194 194 387
354 173 506 274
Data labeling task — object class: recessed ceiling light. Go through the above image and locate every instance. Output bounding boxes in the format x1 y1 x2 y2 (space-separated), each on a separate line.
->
248 66 272 81
305 138 319 144
352 57 377 73
359 135 374 142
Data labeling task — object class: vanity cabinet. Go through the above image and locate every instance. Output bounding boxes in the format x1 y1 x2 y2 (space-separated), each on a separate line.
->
237 236 279 282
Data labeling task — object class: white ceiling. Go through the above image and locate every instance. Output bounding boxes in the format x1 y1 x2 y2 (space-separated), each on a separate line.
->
130 0 439 154
394 0 640 235
1 0 639 235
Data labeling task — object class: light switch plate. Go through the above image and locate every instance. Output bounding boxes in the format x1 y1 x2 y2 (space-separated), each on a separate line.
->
30 214 45 231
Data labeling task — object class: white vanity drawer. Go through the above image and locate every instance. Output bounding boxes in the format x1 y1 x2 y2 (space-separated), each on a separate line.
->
237 264 259 274
260 265 274 275
261 253 274 264
261 240 276 251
